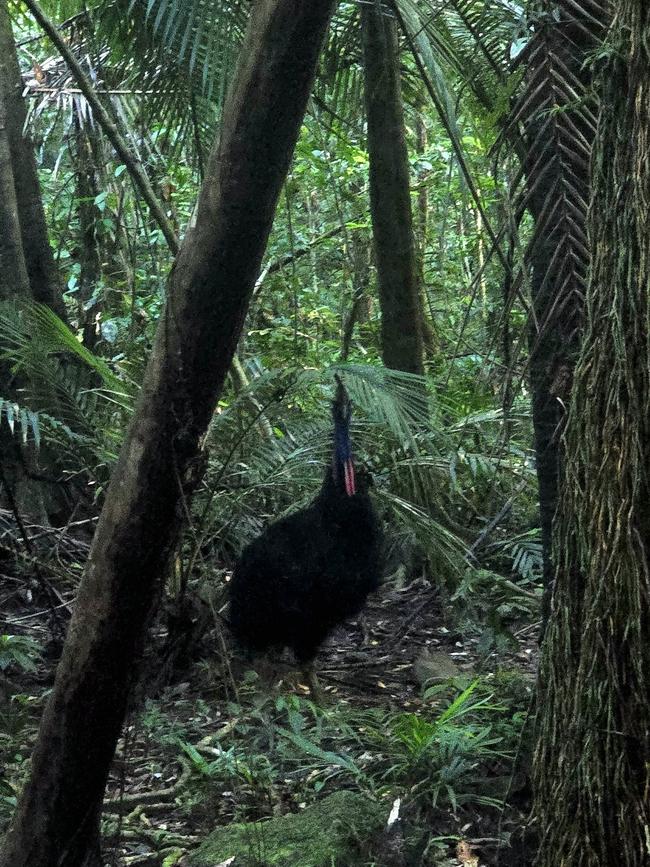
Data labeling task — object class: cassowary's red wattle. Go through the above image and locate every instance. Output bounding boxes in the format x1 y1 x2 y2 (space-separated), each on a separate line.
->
343 459 355 496
228 376 384 678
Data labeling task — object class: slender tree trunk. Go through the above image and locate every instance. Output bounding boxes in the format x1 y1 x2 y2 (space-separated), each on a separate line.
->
414 113 437 356
0 0 66 318
0 2 336 866
0 81 29 299
517 0 606 621
534 4 650 863
361 0 424 375
72 114 103 349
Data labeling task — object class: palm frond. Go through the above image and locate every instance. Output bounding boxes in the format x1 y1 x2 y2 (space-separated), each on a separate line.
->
194 361 533 584
0 302 134 399
383 490 467 582
0 301 134 468
398 0 522 113
331 363 430 448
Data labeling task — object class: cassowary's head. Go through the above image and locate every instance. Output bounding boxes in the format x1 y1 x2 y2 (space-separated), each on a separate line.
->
332 375 356 496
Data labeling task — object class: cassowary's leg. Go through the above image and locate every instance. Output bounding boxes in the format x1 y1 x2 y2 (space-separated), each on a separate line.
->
360 612 372 645
236 650 285 695
301 664 325 703
256 654 279 691
295 641 324 702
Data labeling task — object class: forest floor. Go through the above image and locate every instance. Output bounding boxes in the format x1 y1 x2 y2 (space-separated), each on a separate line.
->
0 517 539 867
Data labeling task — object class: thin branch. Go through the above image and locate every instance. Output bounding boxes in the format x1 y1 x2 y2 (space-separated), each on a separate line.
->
0 461 66 633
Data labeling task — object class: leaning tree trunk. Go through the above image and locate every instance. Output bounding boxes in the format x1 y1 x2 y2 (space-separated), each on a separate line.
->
534 4 650 864
361 0 424 375
0 2 336 865
0 0 66 319
514 0 607 623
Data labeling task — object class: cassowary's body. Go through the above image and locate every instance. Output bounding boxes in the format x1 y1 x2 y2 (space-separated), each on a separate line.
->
228 378 383 669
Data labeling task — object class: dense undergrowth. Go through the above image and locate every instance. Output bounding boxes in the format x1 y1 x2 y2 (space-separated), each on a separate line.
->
0 542 537 865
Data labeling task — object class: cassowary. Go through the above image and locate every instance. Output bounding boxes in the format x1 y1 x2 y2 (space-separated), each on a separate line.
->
228 376 383 697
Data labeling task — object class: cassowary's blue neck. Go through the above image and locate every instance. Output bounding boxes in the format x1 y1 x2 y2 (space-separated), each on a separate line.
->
331 396 356 497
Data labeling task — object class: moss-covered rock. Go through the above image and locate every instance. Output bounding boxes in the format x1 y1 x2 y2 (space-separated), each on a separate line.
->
190 789 385 867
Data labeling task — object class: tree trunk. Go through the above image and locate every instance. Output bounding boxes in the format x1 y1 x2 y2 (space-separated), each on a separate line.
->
0 0 71 522
0 79 50 525
361 0 424 375
0 2 336 865
72 114 103 350
534 4 650 864
517 0 606 620
0 79 29 299
0 0 66 319
414 113 437 357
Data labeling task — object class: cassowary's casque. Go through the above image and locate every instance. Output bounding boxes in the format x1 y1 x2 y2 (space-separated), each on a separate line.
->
228 376 383 690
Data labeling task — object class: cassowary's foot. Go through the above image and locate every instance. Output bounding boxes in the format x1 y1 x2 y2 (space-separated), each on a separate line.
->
244 654 291 698
360 613 373 646
302 665 325 704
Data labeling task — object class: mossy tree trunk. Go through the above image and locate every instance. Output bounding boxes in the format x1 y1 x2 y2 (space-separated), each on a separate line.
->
361 0 424 375
533 4 650 864
0 2 336 866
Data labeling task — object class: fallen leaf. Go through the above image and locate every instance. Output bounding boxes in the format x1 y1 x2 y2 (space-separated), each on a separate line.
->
456 839 479 867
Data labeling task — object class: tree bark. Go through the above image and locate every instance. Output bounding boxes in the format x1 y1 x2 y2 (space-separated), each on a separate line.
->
0 2 336 865
517 0 606 622
534 4 650 863
0 67 49 525
0 80 29 299
0 0 66 318
361 0 424 375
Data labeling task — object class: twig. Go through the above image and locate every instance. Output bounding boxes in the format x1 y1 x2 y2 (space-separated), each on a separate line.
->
467 477 529 558
383 593 437 649
0 463 65 633
0 599 72 624
103 761 192 814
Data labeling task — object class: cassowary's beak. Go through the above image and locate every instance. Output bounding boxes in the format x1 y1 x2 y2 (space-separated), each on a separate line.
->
343 459 356 496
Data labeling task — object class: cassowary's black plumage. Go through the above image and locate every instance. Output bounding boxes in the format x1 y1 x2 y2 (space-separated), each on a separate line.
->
228 377 383 669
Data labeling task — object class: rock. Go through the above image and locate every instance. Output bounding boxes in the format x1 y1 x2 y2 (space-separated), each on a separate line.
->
413 649 463 686
189 789 384 867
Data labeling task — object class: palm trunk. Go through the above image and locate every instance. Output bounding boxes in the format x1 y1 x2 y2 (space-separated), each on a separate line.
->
0 2 336 865
516 0 606 623
534 4 650 863
361 0 424 375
